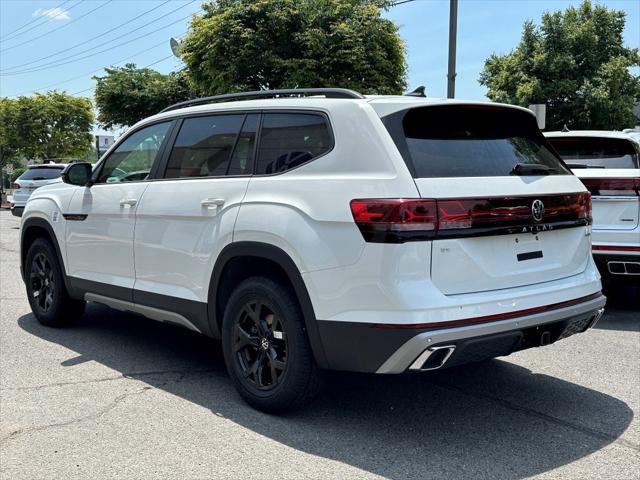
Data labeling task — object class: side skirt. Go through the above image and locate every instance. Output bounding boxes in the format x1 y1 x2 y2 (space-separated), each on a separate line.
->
68 277 211 336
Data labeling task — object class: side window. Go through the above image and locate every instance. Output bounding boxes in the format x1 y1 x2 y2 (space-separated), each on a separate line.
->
165 114 244 178
256 113 332 175
96 122 171 184
227 114 259 176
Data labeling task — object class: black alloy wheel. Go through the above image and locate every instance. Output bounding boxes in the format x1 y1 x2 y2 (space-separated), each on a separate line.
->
233 301 288 390
30 252 56 314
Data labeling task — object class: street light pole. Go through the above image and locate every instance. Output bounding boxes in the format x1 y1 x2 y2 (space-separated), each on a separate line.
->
447 0 458 98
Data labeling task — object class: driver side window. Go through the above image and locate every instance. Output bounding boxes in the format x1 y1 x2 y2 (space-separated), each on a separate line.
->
96 122 171 184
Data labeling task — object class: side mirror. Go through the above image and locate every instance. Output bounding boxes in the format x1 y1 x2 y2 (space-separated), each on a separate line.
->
62 162 92 186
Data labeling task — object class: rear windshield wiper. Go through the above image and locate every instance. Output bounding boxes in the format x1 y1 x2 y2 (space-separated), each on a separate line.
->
510 163 558 176
567 164 605 169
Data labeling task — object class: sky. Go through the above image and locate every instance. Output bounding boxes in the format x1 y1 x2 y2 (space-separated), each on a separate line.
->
0 0 639 134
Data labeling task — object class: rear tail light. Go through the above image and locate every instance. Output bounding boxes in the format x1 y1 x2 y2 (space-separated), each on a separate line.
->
351 192 591 243
11 182 21 190
581 178 639 197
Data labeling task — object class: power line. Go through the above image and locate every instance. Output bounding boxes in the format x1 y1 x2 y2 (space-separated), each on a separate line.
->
0 0 76 42
70 54 176 96
14 35 181 96
1 13 192 76
1 0 183 73
0 0 114 54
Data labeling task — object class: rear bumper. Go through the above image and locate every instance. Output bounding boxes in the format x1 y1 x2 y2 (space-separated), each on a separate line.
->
10 205 24 217
317 293 606 373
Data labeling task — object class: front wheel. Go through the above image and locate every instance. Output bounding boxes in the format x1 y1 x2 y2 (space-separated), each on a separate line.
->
221 277 320 413
25 238 85 327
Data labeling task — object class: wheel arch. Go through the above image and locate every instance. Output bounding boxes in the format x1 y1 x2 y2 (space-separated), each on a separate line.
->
20 217 78 298
209 242 328 368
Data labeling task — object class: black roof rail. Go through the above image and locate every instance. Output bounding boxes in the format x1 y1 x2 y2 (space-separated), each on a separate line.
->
160 88 365 113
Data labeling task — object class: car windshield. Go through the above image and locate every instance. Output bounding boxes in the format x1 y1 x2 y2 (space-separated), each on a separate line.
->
546 136 639 169
383 105 570 178
19 167 64 180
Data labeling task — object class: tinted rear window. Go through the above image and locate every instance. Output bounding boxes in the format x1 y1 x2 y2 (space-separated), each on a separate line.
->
383 105 570 178
546 137 639 169
255 113 332 175
19 167 64 180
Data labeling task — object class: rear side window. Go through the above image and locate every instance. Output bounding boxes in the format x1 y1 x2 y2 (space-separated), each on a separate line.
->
19 167 64 180
255 113 332 175
547 137 639 169
383 105 570 178
165 115 245 178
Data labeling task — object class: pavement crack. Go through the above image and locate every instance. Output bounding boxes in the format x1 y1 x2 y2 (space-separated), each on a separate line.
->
433 380 640 452
0 387 151 445
1 368 219 392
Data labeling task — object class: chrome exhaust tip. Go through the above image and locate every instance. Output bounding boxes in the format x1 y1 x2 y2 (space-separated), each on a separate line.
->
588 308 605 328
607 261 640 275
409 345 456 371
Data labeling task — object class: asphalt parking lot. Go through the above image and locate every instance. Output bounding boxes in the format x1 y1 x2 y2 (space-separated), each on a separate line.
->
0 210 638 480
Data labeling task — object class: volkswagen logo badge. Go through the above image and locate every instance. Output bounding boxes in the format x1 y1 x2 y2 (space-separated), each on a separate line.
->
531 199 545 223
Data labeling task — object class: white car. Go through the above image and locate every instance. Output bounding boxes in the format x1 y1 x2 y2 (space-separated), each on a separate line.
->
20 89 605 412
545 131 640 280
10 164 65 217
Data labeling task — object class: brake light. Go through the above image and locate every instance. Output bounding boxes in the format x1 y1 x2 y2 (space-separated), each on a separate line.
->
350 199 437 243
11 182 20 190
581 178 639 197
351 193 591 243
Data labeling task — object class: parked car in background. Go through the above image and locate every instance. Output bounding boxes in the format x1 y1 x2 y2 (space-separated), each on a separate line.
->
20 89 605 412
11 164 66 217
545 131 640 281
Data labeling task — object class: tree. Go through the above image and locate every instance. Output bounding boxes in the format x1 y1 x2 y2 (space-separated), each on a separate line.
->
0 92 93 163
479 0 640 130
181 0 406 96
93 65 192 129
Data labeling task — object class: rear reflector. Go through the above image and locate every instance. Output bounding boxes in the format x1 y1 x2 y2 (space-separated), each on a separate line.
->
374 292 603 330
581 178 639 196
351 193 591 243
593 245 640 252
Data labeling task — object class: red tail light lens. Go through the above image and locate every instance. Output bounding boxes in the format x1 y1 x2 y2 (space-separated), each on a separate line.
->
11 182 21 190
350 199 438 243
581 178 639 197
351 193 591 243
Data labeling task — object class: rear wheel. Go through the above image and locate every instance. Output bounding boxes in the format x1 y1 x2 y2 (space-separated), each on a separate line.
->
222 277 320 413
25 238 85 327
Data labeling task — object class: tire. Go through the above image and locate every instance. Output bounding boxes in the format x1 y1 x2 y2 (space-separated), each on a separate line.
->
24 237 85 327
221 276 320 413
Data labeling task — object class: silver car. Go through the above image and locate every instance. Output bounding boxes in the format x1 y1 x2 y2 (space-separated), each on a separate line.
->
11 164 66 217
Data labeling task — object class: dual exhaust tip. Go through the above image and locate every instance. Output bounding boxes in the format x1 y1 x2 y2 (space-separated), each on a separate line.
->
409 345 456 371
607 261 640 275
408 308 605 372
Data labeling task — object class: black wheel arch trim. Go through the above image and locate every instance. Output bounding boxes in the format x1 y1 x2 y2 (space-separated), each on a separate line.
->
209 242 329 369
20 217 79 297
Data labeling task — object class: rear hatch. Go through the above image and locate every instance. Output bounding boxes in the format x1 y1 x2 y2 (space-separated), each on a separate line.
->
381 104 591 295
573 168 639 231
13 166 64 203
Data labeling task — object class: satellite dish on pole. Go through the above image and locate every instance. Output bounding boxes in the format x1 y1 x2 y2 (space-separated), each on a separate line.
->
170 37 182 58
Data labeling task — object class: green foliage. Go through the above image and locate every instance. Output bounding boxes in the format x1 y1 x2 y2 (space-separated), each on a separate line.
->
94 64 192 129
479 0 640 130
181 0 407 96
0 92 94 164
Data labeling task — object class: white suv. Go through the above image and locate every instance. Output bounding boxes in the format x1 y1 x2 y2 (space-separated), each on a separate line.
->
20 89 605 412
11 164 65 217
545 131 640 280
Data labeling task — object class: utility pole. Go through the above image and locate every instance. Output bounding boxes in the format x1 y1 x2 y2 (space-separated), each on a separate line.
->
447 0 458 98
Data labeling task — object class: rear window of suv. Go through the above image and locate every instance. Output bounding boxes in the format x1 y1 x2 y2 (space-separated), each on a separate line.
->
19 167 64 180
383 105 570 178
546 136 639 169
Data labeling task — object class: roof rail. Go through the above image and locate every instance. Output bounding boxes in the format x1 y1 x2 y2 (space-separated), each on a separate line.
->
160 88 365 113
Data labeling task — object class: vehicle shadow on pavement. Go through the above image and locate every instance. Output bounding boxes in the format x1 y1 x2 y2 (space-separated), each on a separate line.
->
595 284 640 332
18 305 634 480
